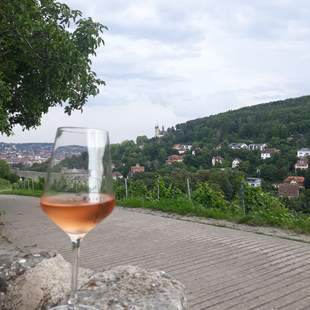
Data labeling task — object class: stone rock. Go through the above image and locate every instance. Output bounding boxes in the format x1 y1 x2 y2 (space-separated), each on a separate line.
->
3 254 93 310
79 265 188 310
0 237 188 310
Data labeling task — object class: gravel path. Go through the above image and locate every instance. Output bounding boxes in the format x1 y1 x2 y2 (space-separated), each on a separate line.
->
1 195 310 310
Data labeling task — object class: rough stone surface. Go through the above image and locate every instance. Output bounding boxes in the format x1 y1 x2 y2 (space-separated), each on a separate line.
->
0 236 55 309
0 237 187 310
4 255 93 310
79 265 188 309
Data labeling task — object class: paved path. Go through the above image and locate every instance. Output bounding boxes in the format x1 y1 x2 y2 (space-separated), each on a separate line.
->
1 195 310 309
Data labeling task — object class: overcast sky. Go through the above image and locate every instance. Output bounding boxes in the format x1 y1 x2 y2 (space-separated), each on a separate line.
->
2 0 310 143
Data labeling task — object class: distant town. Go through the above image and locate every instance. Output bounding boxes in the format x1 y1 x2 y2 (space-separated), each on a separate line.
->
1 123 310 201
0 142 53 165
0 142 86 165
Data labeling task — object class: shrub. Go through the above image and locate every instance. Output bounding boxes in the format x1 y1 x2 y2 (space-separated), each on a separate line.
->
0 178 11 190
192 182 228 209
244 185 283 213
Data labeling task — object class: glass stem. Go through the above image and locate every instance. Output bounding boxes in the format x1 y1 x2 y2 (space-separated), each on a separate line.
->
68 239 80 309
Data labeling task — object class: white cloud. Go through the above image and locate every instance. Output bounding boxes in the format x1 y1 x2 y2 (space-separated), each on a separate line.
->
1 103 186 143
3 0 310 143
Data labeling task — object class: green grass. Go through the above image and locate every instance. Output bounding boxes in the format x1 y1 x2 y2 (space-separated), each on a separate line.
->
119 197 241 220
119 197 310 235
0 178 12 192
3 190 310 235
0 188 43 197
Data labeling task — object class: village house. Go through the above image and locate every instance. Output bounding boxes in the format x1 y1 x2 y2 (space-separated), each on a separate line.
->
295 158 308 171
297 148 310 158
283 176 305 188
232 158 241 168
248 143 267 151
191 147 201 156
112 171 123 180
212 156 224 166
229 143 248 150
247 177 262 187
278 183 299 199
130 164 145 174
172 144 192 155
261 148 279 160
166 154 183 165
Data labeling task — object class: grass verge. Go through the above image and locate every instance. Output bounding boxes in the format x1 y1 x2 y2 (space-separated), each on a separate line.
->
119 197 310 235
2 191 310 235
0 189 43 197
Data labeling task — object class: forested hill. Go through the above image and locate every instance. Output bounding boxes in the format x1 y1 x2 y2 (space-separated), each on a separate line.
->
16 95 310 181
168 95 310 146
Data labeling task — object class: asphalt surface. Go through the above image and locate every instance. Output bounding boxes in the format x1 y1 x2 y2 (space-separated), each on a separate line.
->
1 195 310 310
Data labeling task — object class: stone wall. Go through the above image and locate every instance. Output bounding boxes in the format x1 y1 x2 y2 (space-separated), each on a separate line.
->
0 236 188 310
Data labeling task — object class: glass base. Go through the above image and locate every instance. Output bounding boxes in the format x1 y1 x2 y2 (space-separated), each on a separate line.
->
49 305 96 310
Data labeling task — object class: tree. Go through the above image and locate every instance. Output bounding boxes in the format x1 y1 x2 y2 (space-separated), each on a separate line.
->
305 170 310 189
0 160 11 179
0 0 106 134
136 135 148 146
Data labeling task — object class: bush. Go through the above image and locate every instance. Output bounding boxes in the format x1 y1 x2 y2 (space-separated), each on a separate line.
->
0 178 11 190
7 173 19 183
119 197 238 221
192 182 228 209
244 185 283 213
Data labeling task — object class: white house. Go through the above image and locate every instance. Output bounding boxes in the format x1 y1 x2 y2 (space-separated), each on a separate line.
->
112 171 123 180
212 156 224 166
261 152 271 160
247 177 262 187
229 143 248 150
295 158 309 171
297 148 310 158
248 143 267 151
166 155 184 165
232 158 241 168
261 148 279 160
172 144 192 155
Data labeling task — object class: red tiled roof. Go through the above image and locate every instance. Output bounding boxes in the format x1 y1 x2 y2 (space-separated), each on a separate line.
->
168 155 183 161
284 176 305 187
278 183 299 198
296 158 308 165
262 148 279 154
112 171 123 177
130 164 145 173
213 156 224 160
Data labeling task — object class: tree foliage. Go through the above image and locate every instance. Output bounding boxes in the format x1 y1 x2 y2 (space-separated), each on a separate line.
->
172 96 310 145
19 95 310 214
0 0 106 134
0 160 11 179
192 182 228 209
244 185 283 213
0 159 18 182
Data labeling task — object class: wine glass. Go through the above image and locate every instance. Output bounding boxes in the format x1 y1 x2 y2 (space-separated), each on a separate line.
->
40 127 115 310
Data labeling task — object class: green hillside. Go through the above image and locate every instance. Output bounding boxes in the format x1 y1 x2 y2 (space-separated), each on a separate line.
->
169 95 310 146
8 95 310 220
110 95 310 218
24 95 310 181
108 96 310 179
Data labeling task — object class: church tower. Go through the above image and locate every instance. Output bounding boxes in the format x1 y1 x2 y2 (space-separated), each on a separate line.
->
155 124 160 138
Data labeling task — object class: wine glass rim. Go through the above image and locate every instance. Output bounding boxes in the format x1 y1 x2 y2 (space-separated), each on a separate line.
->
57 127 108 135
